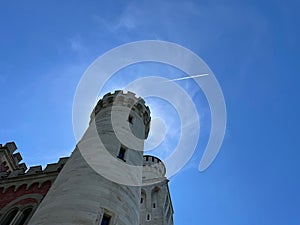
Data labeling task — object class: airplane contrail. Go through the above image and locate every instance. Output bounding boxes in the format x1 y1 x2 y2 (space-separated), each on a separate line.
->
165 73 209 82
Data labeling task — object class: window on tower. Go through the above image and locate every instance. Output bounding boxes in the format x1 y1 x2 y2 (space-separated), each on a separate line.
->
117 146 126 161
128 115 134 124
146 213 151 221
101 213 111 225
141 190 146 208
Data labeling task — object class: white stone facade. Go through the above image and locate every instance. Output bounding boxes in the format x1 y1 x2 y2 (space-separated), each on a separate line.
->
140 156 174 225
27 90 173 225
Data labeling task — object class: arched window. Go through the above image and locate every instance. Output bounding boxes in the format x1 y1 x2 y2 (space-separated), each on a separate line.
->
1 208 19 225
141 189 146 208
15 207 33 225
151 187 159 209
146 213 151 221
117 146 127 161
100 213 111 225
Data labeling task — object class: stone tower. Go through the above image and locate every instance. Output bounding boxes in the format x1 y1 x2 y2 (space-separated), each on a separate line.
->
140 155 174 225
28 90 151 225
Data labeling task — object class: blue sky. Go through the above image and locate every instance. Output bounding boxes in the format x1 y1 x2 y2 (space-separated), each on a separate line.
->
0 0 299 224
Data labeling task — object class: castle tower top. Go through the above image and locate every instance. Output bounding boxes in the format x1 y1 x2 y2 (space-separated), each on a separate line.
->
142 155 166 182
90 90 151 139
29 90 151 225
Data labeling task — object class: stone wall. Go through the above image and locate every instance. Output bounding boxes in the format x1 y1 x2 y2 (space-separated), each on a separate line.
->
0 142 68 224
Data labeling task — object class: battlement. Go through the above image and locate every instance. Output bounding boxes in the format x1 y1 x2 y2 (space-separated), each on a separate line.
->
3 156 68 179
0 142 68 180
90 90 151 138
0 142 27 178
142 155 166 182
0 160 68 194
25 157 69 176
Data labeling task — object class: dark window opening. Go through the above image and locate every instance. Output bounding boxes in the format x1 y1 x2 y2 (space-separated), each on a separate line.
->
141 198 143 204
117 147 126 161
153 203 156 208
2 209 18 225
101 213 111 225
128 115 133 124
147 213 151 221
16 207 33 225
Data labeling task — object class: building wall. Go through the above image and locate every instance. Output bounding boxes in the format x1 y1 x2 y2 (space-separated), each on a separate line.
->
28 91 151 225
0 143 68 225
0 91 174 225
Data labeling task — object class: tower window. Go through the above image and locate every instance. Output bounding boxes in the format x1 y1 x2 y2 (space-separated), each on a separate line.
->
153 203 156 208
128 115 134 124
146 213 151 221
101 213 111 225
117 146 126 161
141 198 143 204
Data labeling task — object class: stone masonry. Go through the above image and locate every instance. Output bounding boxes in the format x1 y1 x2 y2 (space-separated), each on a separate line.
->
0 90 174 225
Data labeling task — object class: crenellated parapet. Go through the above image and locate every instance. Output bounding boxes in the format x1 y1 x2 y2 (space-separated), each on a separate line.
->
0 157 69 194
0 142 69 194
0 142 27 178
142 155 166 183
140 155 174 225
90 90 151 138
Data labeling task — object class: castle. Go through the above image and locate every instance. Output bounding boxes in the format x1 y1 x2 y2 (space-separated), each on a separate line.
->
0 90 174 225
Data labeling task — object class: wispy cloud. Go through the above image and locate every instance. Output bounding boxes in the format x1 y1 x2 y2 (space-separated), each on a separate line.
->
69 35 88 56
92 1 203 40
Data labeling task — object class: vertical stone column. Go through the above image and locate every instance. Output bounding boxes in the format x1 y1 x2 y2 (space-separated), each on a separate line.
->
29 90 151 225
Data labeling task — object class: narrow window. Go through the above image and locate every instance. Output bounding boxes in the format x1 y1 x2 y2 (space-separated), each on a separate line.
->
152 188 159 209
117 146 126 161
128 115 133 124
146 213 151 221
101 213 111 225
2 208 18 225
15 207 33 225
141 190 146 208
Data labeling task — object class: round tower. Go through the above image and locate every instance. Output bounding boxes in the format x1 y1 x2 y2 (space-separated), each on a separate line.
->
140 156 174 225
29 90 151 225
142 155 166 183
